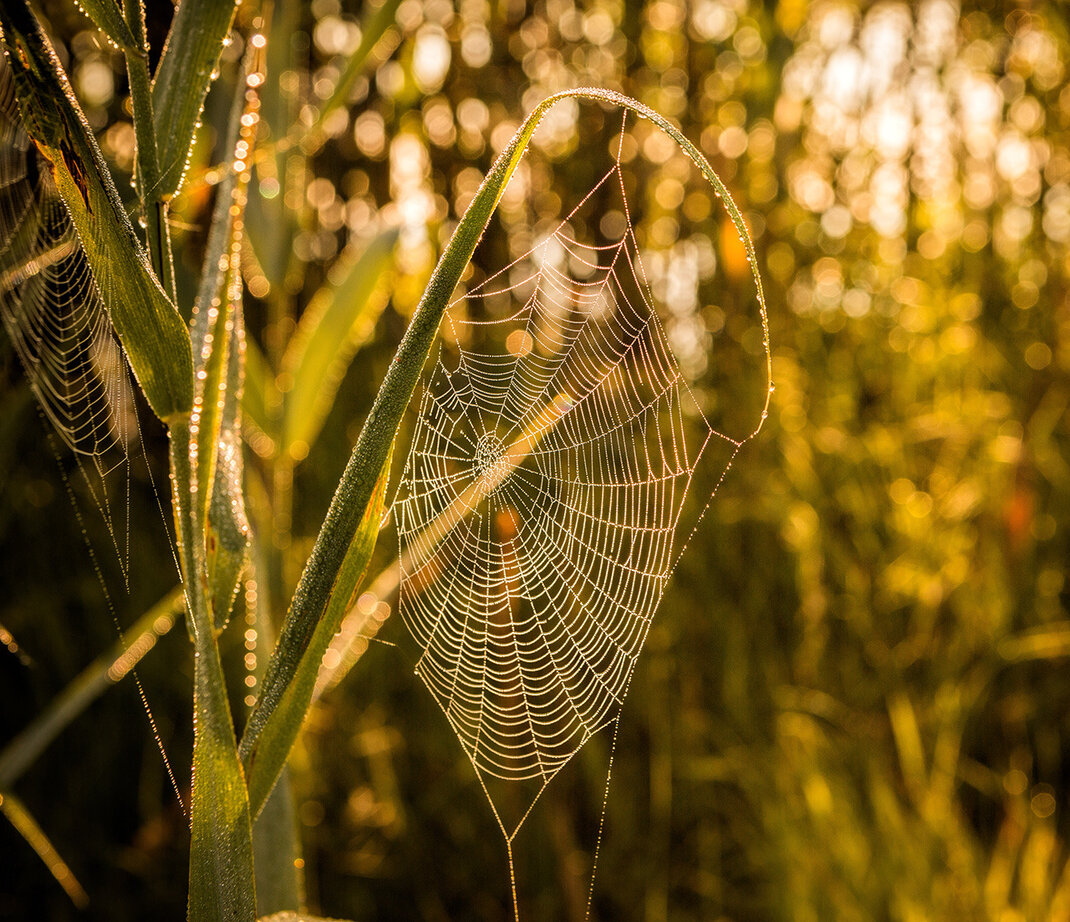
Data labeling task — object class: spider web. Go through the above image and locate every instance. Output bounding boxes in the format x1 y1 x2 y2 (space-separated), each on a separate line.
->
395 116 764 865
0 58 137 582
0 67 134 466
0 61 184 810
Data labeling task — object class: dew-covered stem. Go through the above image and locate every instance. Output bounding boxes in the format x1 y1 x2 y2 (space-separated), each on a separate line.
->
122 0 175 301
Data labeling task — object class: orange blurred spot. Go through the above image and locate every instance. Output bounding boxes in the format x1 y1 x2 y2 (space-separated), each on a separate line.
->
720 217 750 281
495 506 519 541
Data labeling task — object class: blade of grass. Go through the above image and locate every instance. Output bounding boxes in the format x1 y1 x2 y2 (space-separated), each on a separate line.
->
242 336 279 457
76 0 137 54
311 0 401 134
151 0 239 198
279 228 398 463
186 629 256 922
0 789 88 908
0 0 193 422
123 0 175 300
246 452 390 818
196 46 261 629
207 296 251 630
0 589 183 790
185 626 256 922
170 417 256 922
193 281 234 531
188 26 252 326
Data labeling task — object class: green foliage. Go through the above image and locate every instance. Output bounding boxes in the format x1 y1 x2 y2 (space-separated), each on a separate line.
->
0 0 192 422
150 0 238 198
70 0 136 54
279 229 399 463
244 453 389 819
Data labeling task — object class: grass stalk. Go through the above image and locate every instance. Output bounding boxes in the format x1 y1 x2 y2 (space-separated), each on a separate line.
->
169 418 255 922
122 0 175 301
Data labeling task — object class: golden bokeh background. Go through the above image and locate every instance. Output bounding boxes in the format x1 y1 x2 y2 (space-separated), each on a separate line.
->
2 1 1069 920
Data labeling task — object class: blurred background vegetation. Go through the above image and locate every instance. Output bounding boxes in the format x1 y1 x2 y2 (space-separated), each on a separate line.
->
2 0 1069 919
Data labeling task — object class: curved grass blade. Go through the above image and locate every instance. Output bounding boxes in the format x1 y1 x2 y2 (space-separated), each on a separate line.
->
151 0 239 197
280 228 398 463
244 451 390 817
193 286 233 520
312 0 401 133
0 789 88 908
0 0 193 422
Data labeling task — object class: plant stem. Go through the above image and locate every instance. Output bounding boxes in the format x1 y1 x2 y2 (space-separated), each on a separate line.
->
169 419 206 637
123 0 176 301
170 418 256 922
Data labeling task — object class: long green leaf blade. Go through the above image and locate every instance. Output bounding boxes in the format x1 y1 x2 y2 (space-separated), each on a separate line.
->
196 46 262 628
76 0 137 53
194 293 232 516
0 789 88 908
313 0 401 132
122 0 173 299
245 452 389 817
0 0 194 421
280 228 398 462
207 296 250 629
187 630 256 922
242 335 279 457
169 419 255 922
151 0 239 197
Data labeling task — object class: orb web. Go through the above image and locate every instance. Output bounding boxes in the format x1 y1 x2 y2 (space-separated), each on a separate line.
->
394 119 761 829
0 59 185 812
0 65 133 462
